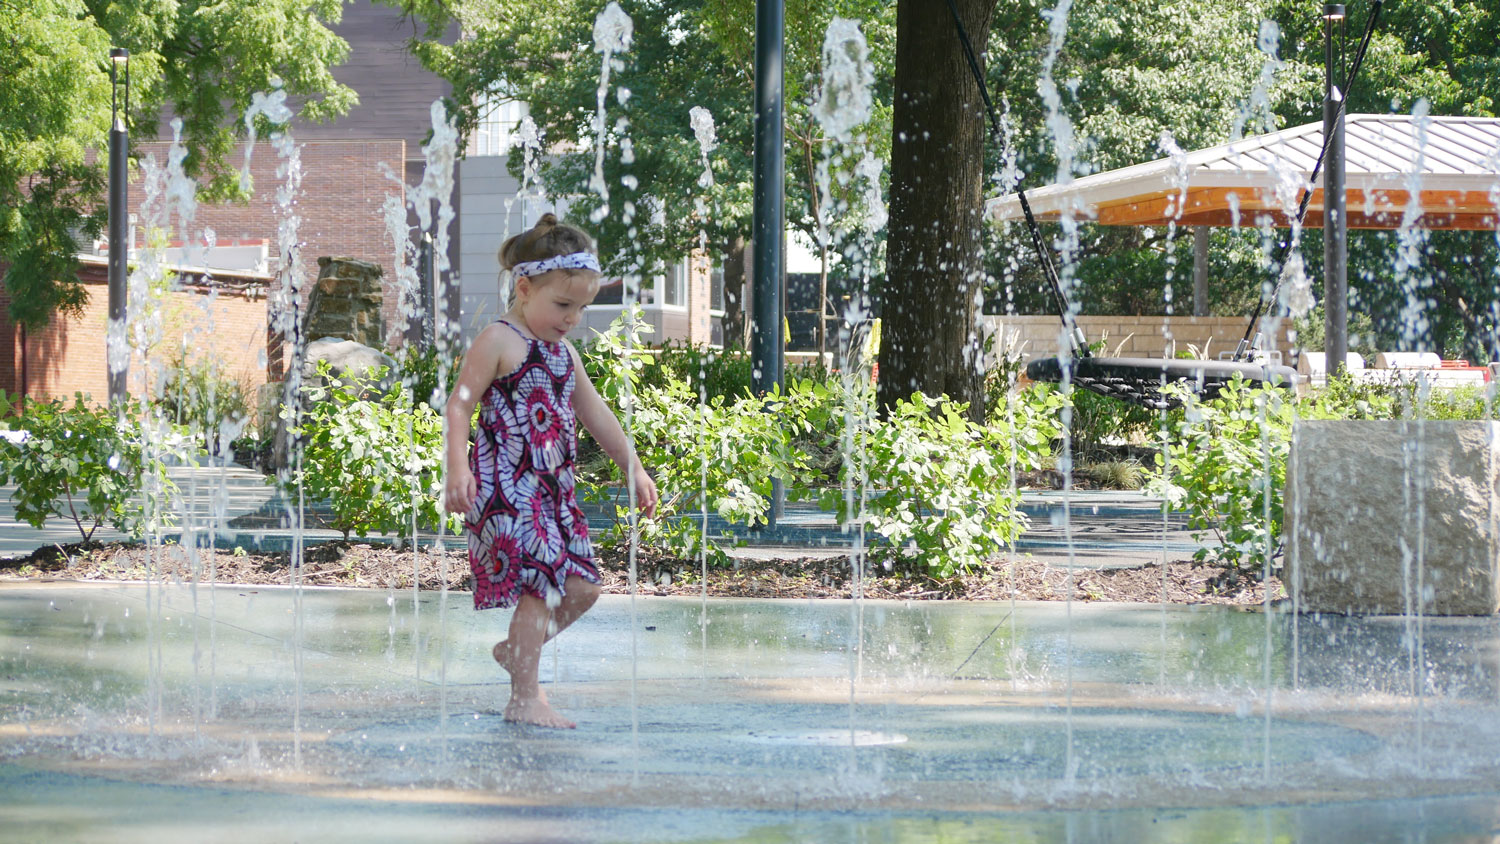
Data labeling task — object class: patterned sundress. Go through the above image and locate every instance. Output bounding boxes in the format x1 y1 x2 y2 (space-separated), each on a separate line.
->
466 320 597 610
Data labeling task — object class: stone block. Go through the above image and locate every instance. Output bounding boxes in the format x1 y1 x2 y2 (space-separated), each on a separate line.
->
1287 420 1500 615
307 256 384 347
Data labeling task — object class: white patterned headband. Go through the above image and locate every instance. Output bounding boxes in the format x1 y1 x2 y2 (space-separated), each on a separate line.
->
511 251 601 279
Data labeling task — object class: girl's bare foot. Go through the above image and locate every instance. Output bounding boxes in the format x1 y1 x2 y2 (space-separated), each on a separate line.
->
503 695 576 729
493 641 575 728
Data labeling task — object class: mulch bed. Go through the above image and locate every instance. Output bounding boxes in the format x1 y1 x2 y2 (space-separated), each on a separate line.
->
0 539 1280 605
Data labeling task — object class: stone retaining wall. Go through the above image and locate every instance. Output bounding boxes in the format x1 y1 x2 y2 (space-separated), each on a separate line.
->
980 315 1295 363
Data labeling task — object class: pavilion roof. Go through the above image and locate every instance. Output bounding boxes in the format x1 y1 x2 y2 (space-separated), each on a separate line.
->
985 114 1500 230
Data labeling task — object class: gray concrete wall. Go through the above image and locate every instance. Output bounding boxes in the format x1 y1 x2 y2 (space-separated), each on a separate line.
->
455 156 565 343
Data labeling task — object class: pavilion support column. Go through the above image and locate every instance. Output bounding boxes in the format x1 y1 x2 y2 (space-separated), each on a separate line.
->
1323 4 1349 376
1192 225 1209 317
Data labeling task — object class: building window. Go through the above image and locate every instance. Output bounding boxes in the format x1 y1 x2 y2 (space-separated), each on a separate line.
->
710 263 725 312
469 90 527 157
593 278 624 305
664 260 687 307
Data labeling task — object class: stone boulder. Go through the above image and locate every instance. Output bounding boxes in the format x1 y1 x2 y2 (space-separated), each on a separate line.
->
267 339 398 469
1287 419 1500 615
301 337 397 396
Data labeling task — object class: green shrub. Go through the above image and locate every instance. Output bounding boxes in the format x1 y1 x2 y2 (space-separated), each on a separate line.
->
830 391 1049 579
644 341 756 403
1023 381 1162 460
1157 372 1495 576
394 342 462 409
0 392 168 543
579 311 1065 577
288 364 458 542
1153 377 1304 573
1314 372 1493 421
579 312 818 564
156 354 256 456
581 324 833 409
993 384 1068 470
577 307 658 412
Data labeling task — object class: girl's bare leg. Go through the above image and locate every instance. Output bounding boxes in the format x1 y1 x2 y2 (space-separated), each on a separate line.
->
494 576 601 728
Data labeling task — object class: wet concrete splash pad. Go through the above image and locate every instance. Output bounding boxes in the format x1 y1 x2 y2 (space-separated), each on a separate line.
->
5 583 1500 842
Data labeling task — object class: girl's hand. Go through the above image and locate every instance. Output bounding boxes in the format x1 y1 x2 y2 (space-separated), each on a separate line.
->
444 467 477 516
631 464 658 519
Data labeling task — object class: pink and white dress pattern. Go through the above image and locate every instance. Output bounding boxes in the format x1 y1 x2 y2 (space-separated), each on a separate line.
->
467 321 597 610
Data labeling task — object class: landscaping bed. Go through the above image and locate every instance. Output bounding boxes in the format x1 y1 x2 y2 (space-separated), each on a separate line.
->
0 538 1280 605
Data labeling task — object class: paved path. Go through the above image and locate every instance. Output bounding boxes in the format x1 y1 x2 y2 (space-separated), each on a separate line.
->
0 464 276 559
2 467 1212 569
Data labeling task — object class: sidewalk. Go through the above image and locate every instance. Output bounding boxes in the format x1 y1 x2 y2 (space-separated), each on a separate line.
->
1 466 1210 569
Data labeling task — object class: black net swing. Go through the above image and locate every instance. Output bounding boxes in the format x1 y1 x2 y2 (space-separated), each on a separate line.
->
946 0 1381 409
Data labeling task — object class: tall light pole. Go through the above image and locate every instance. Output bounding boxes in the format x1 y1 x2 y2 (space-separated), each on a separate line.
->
107 47 130 405
752 0 785 397
1322 5 1348 377
752 0 785 525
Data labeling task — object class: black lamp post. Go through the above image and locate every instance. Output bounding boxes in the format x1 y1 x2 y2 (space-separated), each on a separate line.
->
1322 5 1348 376
107 47 130 405
752 0 785 525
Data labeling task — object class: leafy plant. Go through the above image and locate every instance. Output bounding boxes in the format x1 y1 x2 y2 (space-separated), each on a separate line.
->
1156 369 1495 576
0 392 168 543
288 363 458 542
577 306 658 412
1048 383 1163 461
156 353 256 457
578 311 1071 577
394 342 463 409
642 341 756 404
580 312 818 564
831 391 1044 579
1153 377 1304 573
1314 372 1493 422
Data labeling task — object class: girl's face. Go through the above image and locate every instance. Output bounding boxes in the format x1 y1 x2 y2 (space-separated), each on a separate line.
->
515 270 600 342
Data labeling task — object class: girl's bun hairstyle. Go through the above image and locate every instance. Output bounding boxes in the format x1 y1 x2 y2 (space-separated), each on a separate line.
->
499 213 596 271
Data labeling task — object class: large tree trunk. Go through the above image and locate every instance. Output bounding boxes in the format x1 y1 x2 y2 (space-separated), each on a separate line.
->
878 0 997 420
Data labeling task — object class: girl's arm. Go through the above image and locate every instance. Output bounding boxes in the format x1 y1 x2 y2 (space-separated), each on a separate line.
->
442 325 515 515
567 344 658 518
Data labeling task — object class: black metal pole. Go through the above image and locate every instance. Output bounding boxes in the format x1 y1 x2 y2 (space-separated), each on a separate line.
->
752 0 785 395
753 0 785 524
107 48 130 406
1323 5 1348 376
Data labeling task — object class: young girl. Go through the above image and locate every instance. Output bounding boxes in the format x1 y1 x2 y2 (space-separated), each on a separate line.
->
443 214 657 729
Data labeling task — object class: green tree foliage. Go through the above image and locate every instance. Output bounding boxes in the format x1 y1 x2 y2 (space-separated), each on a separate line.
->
1 0 355 331
992 0 1295 175
393 0 892 285
987 0 1497 364
985 0 1298 318
1272 0 1499 118
1 0 114 330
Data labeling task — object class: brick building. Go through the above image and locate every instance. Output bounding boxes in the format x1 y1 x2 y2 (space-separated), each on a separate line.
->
2 1 723 405
2 3 437 404
0 260 269 404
